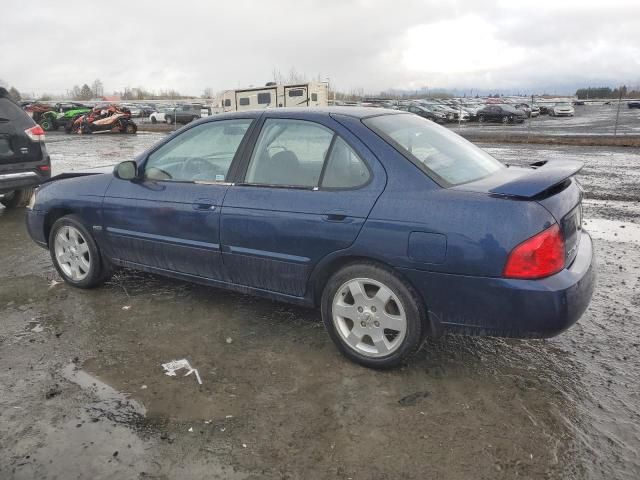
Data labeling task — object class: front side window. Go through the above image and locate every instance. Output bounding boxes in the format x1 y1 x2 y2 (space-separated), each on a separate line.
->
245 119 333 187
364 113 504 186
257 92 271 105
144 119 252 183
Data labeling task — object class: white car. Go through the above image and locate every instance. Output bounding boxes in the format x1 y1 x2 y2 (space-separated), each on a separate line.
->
550 103 575 117
149 109 169 124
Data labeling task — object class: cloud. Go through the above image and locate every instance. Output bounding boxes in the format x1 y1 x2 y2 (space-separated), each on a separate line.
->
1 0 639 96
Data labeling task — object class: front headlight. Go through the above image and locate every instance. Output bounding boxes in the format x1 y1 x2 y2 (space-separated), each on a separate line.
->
26 189 37 210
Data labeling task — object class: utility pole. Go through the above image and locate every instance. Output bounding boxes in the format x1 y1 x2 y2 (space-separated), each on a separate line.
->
614 86 623 136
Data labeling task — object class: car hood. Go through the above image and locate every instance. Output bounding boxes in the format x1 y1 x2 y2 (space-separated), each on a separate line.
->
44 165 114 183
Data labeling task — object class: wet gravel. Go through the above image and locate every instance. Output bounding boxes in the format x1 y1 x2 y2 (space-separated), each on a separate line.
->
0 132 639 479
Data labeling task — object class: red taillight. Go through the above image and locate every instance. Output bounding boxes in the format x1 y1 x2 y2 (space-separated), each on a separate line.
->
25 125 45 142
503 224 565 279
37 165 50 171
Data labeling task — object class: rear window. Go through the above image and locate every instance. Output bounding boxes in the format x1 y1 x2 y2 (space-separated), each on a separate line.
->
0 97 32 125
364 113 504 186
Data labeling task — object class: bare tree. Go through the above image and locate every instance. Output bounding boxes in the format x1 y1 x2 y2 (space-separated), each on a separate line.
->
91 79 104 98
8 86 21 101
203 87 214 98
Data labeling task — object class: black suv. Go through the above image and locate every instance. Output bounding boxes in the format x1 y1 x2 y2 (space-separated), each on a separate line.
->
0 88 51 208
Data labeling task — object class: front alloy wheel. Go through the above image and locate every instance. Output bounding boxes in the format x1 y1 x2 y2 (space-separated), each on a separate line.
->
49 215 111 288
53 225 91 281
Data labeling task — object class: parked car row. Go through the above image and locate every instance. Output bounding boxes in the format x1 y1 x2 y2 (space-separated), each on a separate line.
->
378 97 582 124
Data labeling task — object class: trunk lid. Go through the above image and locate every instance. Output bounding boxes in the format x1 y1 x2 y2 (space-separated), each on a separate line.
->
453 159 584 266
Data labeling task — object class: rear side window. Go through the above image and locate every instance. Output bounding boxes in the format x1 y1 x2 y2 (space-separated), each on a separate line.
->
239 97 250 106
311 93 318 102
364 113 504 186
321 137 370 189
224 99 231 107
245 119 333 187
257 92 271 105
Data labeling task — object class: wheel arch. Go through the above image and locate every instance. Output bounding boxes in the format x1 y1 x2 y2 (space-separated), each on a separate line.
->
308 254 437 336
43 208 75 246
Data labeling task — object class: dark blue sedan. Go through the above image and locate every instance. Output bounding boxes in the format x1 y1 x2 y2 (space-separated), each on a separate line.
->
26 108 595 368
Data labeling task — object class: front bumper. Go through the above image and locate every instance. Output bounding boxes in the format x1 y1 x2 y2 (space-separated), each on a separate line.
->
400 231 595 338
26 208 48 248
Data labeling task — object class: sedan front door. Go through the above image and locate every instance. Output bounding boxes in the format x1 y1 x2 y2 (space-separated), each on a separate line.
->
101 117 255 280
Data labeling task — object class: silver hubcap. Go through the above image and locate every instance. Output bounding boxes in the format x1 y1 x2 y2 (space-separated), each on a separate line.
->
54 226 91 281
332 278 407 358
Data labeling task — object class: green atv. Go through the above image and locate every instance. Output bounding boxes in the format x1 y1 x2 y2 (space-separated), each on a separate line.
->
39 107 91 132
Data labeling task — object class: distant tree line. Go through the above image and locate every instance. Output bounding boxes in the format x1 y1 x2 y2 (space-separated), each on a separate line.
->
575 86 640 99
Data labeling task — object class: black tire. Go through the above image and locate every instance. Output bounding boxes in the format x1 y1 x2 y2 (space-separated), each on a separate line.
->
151 116 157 124
321 262 426 369
1 188 34 208
48 214 112 288
40 117 56 131
478 115 485 123
125 122 137 134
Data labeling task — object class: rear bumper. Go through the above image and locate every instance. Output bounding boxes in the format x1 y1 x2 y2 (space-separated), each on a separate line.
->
0 171 48 194
400 232 595 338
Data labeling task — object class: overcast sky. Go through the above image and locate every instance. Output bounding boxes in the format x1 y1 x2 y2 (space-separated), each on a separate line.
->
2 0 639 96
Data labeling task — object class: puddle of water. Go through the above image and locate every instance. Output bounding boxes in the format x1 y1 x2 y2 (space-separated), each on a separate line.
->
62 363 146 421
583 218 640 244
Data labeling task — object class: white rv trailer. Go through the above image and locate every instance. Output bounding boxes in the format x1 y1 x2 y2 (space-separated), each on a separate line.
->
219 82 329 112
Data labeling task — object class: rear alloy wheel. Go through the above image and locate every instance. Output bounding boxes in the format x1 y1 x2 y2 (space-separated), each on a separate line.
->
321 263 425 369
502 115 510 124
124 122 137 134
49 215 111 288
165 116 173 124
478 115 485 123
1 188 34 208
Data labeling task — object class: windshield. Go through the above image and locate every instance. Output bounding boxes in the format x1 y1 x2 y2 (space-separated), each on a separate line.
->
364 113 505 186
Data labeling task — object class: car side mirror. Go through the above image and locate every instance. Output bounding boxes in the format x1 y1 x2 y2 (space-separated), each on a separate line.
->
114 161 139 181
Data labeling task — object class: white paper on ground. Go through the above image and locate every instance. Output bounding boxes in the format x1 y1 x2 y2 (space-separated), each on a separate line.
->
161 359 203 385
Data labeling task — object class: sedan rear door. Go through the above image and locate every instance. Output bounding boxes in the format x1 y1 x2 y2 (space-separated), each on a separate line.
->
220 113 386 297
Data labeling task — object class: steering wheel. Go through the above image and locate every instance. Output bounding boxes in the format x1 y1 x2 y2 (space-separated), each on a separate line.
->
182 157 213 179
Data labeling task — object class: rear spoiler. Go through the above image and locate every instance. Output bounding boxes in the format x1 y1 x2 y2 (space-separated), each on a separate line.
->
490 160 583 198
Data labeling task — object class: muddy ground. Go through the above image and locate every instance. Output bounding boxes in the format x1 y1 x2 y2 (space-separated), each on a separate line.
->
1 133 639 479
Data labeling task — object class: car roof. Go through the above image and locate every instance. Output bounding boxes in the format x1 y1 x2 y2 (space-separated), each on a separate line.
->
211 107 403 121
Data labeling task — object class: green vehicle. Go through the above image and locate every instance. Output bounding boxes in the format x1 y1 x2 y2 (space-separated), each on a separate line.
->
39 105 91 132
